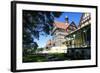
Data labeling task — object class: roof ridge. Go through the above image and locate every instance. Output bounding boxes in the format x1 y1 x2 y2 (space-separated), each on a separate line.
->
54 21 65 24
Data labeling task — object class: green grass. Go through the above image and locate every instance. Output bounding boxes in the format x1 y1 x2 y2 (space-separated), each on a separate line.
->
23 53 67 63
23 55 46 62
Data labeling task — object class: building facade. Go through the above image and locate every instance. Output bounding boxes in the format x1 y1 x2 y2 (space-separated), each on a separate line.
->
65 13 91 48
64 13 91 60
52 21 68 47
44 17 77 53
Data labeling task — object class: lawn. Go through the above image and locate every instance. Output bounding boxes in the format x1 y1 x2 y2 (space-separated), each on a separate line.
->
23 53 68 63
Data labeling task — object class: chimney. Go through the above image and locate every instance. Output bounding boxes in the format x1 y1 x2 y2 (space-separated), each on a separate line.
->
65 16 69 24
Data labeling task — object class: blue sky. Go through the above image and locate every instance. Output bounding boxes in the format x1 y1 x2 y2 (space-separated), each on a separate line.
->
34 35 52 48
55 12 82 26
35 12 82 48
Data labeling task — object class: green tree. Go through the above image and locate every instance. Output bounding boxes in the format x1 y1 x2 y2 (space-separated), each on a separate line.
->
23 10 62 53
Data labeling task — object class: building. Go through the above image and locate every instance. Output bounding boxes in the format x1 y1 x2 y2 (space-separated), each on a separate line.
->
64 13 91 60
44 16 77 53
45 16 70 49
51 16 77 47
51 21 68 47
65 13 91 48
78 13 91 47
67 21 77 33
45 39 55 50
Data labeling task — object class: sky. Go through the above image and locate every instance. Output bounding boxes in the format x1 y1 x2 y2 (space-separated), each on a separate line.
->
55 12 82 26
35 12 82 48
34 35 52 48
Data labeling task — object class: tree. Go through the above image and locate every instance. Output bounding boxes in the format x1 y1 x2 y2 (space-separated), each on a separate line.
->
31 42 38 53
23 10 62 53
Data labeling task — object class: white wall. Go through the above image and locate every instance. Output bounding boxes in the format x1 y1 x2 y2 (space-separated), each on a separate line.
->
0 0 99 73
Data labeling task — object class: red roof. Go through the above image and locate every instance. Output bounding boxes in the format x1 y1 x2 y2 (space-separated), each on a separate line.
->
53 21 69 30
46 40 54 47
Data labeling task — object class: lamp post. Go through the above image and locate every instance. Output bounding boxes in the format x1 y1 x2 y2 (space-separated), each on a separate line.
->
73 34 76 48
83 30 87 47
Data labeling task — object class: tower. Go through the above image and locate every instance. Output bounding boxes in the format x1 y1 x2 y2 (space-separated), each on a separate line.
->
65 16 69 24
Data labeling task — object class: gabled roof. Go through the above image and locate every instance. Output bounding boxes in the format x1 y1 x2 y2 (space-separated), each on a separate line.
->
53 21 69 30
78 13 91 27
70 21 77 29
78 13 84 27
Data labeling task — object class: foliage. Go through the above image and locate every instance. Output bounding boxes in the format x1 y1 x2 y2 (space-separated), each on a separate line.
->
23 10 62 53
